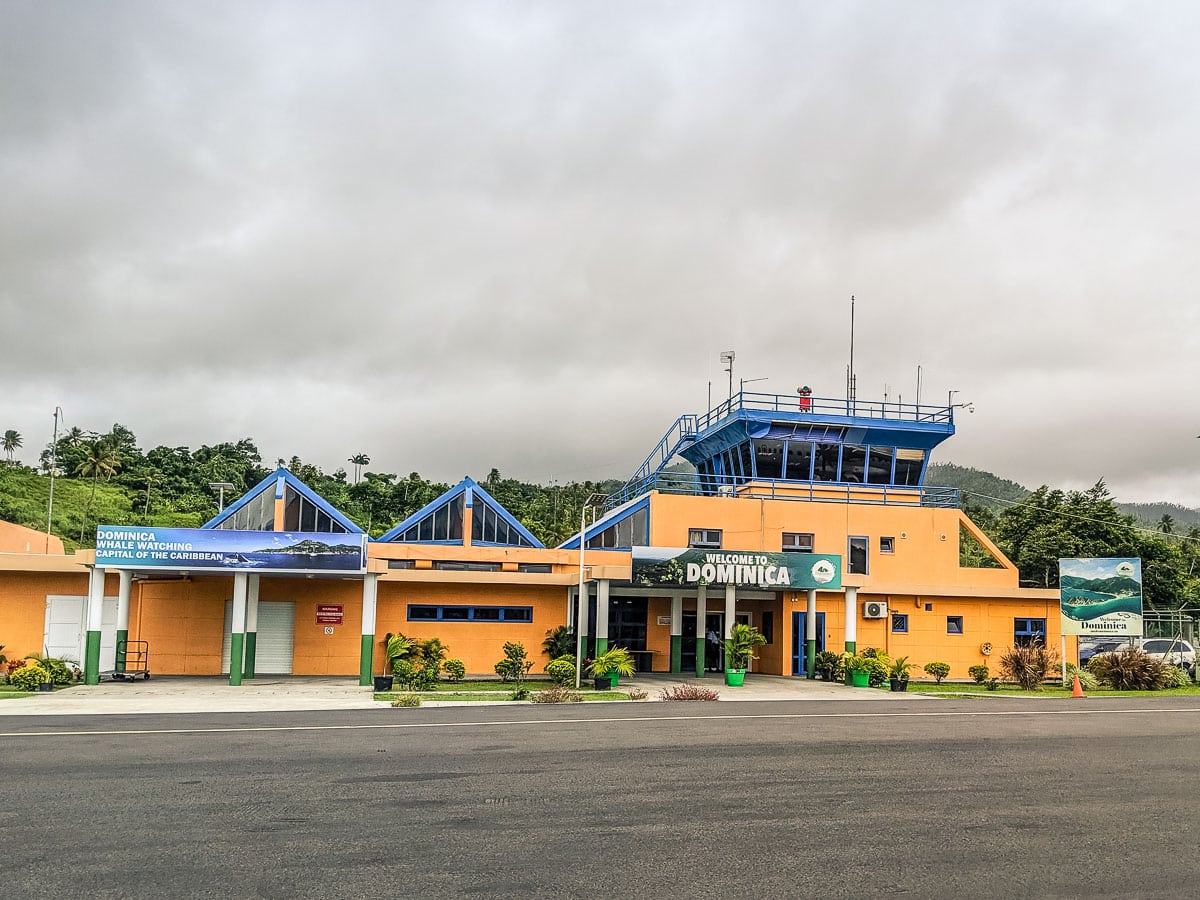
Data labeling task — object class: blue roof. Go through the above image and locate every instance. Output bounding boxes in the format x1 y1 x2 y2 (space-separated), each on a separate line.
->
202 467 364 534
376 477 544 548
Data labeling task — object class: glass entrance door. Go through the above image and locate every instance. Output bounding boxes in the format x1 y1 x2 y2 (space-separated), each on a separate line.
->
791 611 826 676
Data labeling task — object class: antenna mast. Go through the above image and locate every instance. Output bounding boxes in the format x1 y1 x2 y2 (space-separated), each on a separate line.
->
46 406 61 552
847 295 857 413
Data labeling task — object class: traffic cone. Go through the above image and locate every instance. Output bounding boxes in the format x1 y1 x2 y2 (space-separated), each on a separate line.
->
1071 674 1086 699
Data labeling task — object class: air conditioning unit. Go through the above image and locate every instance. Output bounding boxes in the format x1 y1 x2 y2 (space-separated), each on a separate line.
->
716 485 735 496
862 601 888 619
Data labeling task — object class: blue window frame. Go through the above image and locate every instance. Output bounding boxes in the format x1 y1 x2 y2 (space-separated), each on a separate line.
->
891 613 908 633
407 604 533 623
1014 617 1046 647
947 615 963 634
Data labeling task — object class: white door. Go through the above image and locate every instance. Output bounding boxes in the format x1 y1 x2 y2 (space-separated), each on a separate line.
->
44 595 118 669
223 601 295 674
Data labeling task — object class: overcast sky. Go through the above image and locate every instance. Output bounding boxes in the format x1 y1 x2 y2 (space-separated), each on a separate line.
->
3 1 1199 504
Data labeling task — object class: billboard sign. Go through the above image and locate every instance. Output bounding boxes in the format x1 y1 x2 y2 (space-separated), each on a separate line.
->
1059 557 1143 637
95 526 367 574
632 547 842 590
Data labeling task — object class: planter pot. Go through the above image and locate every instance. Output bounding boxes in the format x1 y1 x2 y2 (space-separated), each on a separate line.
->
593 676 612 691
725 668 746 687
850 669 870 688
38 682 54 692
373 675 394 692
889 677 909 693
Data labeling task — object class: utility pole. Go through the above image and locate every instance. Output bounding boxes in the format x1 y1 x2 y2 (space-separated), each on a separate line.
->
45 407 61 552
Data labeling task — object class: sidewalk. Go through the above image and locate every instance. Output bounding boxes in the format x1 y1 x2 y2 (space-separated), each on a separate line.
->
0 672 933 716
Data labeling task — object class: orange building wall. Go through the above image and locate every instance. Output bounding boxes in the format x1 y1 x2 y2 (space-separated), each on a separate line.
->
375 581 570 676
0 571 95 658
262 579 364 676
131 578 228 675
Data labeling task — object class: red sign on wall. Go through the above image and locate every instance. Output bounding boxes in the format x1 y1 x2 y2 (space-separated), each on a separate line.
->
316 605 344 625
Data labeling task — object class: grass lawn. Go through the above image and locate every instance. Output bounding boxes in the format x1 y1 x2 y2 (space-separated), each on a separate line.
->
910 681 1200 698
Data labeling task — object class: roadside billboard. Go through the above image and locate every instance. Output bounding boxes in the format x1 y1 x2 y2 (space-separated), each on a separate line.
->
95 526 367 574
1059 557 1143 637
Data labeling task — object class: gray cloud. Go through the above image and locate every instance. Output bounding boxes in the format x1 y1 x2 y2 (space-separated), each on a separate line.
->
3 1 1199 502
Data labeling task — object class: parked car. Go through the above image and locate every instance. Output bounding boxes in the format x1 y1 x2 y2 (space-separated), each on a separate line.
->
1079 640 1130 666
1137 638 1196 675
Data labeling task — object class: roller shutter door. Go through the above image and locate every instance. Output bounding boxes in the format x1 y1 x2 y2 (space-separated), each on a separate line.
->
222 601 295 674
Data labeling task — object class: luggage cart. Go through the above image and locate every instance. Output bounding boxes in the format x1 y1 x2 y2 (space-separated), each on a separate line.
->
110 640 151 681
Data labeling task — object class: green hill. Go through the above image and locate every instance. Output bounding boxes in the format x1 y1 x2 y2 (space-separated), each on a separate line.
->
925 462 1030 511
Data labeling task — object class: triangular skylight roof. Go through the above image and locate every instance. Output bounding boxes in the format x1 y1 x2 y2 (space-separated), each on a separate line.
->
377 477 544 548
202 467 364 534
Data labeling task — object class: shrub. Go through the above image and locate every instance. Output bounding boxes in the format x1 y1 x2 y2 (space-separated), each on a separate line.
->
1086 647 1169 690
999 644 1059 691
494 642 534 683
443 658 466 683
626 688 648 700
542 625 576 659
1159 665 1192 689
26 654 72 685
923 661 951 683
530 686 583 703
659 682 720 701
9 663 49 692
1062 663 1098 691
544 656 576 686
859 648 891 688
985 678 1001 691
391 658 417 690
968 664 990 684
509 687 530 701
390 694 421 707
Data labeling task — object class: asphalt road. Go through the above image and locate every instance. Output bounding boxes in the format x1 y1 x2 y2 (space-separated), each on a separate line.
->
3 698 1199 899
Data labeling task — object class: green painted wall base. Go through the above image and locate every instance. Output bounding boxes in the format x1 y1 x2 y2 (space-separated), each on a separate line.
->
243 632 257 679
805 638 817 678
359 633 375 686
670 635 682 674
84 630 101 685
594 637 609 658
844 640 857 655
229 633 245 686
115 628 129 673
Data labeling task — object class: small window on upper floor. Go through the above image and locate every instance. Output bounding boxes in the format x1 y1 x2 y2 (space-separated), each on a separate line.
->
848 536 868 574
947 615 963 634
782 532 815 552
880 536 895 554
688 528 722 549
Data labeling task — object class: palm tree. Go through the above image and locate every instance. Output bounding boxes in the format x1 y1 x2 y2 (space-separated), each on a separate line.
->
2 429 21 464
1159 514 1175 535
349 453 370 484
76 439 122 540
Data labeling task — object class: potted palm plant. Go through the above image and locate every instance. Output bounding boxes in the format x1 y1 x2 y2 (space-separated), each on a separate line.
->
813 650 844 682
375 633 413 691
585 647 635 690
889 655 914 692
724 623 767 686
846 653 871 687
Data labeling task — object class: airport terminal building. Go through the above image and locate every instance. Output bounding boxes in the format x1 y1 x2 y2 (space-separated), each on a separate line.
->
1 392 1066 685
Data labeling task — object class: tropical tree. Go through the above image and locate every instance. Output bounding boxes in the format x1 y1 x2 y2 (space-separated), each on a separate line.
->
2 429 21 464
349 453 370 484
76 439 122 539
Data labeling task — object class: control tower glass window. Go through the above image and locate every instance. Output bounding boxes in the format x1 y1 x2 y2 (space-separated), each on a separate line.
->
894 449 926 486
867 447 894 484
841 445 866 483
785 441 813 481
753 439 783 480
813 443 839 481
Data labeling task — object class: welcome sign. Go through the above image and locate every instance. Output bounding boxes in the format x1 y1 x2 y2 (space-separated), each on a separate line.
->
632 547 842 590
1059 557 1143 637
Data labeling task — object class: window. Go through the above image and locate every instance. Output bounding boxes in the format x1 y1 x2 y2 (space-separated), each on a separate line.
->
1014 618 1046 647
586 506 649 550
848 536 868 574
433 560 501 572
387 559 415 569
761 611 774 644
840 444 866 483
891 613 908 633
813 443 840 481
782 532 814 552
880 536 895 554
894 448 926 486
867 446 894 484
752 439 784 480
784 440 813 481
517 563 552 573
947 616 963 634
688 528 722 549
406 604 533 622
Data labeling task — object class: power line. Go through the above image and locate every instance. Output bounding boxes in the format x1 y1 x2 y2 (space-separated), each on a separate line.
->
962 490 1198 544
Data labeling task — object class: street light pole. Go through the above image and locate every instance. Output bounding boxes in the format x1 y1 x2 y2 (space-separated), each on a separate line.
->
45 406 61 552
208 481 236 512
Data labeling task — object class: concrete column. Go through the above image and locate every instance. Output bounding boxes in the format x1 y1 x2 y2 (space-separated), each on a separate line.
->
805 589 818 679
84 566 106 684
670 593 683 674
594 579 610 657
243 575 260 679
115 569 132 673
844 586 858 654
724 583 737 671
359 573 378 685
695 585 707 678
228 572 248 686
576 583 590 652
